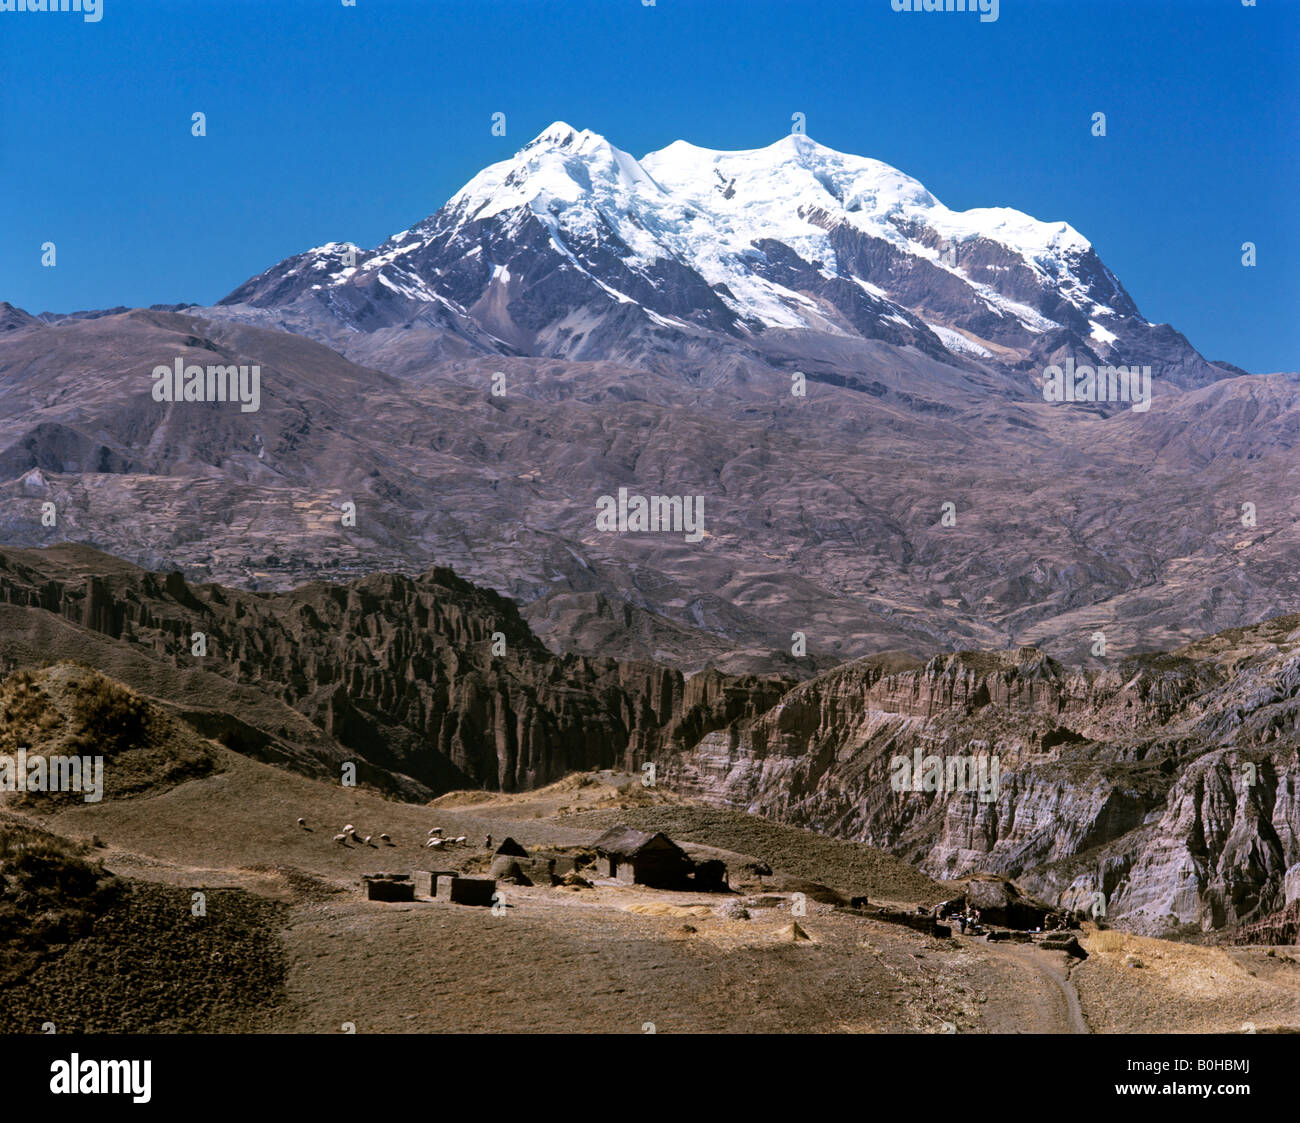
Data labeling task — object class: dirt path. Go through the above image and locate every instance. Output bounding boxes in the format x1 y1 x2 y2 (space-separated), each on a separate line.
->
981 942 1089 1034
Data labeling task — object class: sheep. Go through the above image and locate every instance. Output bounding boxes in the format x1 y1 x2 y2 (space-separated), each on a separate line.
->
333 833 348 845
427 827 443 837
425 838 444 849
342 824 355 834
297 817 307 828
363 835 373 846
454 836 466 845
379 833 391 843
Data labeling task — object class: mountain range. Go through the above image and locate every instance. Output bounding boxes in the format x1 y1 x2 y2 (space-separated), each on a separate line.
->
1 124 1298 937
216 123 1228 390
1 124 1296 675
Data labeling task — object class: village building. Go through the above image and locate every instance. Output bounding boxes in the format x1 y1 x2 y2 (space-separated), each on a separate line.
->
489 837 558 885
435 874 498 905
591 826 693 888
412 869 456 897
493 836 529 858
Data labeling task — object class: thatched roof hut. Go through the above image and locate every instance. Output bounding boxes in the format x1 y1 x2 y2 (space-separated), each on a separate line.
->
493 836 529 858
591 826 692 888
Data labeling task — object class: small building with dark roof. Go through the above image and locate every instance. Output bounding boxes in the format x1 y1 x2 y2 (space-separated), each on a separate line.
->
591 826 693 888
494 837 529 858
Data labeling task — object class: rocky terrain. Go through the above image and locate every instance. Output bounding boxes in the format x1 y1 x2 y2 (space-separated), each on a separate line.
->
0 303 1296 677
1227 901 1300 947
0 543 786 797
0 542 1297 939
664 617 1300 936
0 127 1296 980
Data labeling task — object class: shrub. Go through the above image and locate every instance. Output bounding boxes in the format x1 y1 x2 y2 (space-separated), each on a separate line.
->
67 673 150 756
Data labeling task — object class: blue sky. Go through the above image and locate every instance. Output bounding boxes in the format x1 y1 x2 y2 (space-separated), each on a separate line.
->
2 0 1295 372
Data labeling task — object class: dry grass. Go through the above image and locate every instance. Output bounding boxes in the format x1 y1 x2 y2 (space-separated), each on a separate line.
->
1075 926 1300 1033
6 746 1298 1035
624 902 714 919
0 820 118 991
0 664 218 808
1086 929 1127 954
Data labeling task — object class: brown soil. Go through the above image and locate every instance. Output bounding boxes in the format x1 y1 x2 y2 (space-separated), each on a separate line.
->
5 762 1298 1034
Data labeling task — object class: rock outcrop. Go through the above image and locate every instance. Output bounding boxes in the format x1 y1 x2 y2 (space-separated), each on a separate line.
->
0 544 786 798
660 622 1300 935
1226 901 1300 946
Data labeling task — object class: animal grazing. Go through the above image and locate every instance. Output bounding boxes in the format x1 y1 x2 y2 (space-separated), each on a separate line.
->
333 833 348 845
379 833 391 843
427 827 443 837
342 824 355 834
297 817 307 828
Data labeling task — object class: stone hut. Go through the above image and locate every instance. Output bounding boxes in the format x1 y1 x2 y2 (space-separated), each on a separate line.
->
491 855 558 886
494 837 529 858
361 873 414 902
592 826 693 888
444 876 497 906
412 869 456 897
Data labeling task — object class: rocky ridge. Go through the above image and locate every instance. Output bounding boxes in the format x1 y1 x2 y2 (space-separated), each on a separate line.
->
1 543 1297 935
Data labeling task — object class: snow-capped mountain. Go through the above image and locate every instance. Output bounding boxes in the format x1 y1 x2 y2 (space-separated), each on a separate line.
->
219 123 1224 388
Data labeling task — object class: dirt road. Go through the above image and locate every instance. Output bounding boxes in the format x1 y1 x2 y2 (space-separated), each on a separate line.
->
977 940 1089 1034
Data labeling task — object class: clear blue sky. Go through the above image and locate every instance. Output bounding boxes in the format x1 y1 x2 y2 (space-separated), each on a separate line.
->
2 0 1295 372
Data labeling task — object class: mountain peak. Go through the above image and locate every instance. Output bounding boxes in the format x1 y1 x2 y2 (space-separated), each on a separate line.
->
524 121 605 152
221 126 1170 374
448 122 655 228
769 131 829 154
536 120 579 139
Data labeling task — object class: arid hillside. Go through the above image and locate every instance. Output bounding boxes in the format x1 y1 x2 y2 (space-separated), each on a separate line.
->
4 744 1298 1035
1 305 1296 675
0 544 1297 941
